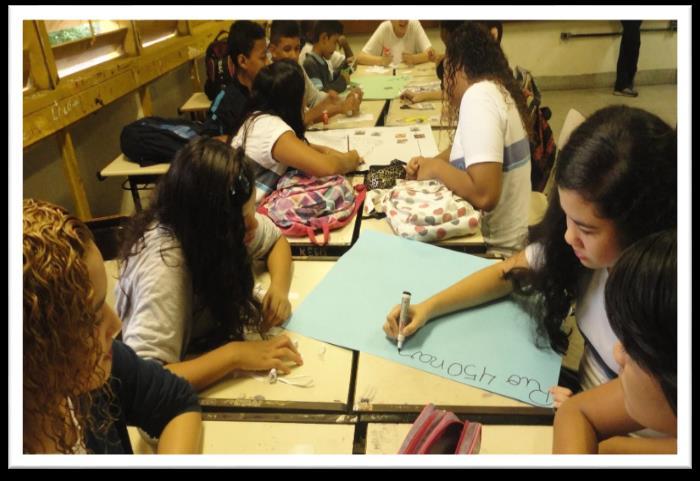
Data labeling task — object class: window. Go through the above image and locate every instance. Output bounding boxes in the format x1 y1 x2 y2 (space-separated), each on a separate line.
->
135 20 179 48
46 20 127 78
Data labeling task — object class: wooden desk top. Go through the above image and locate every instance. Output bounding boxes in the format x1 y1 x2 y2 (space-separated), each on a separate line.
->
179 92 212 113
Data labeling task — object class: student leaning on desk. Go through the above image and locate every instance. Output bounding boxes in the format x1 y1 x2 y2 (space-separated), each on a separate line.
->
268 20 362 127
23 200 202 454
356 20 434 67
231 59 362 204
386 105 677 453
115 138 302 393
554 230 677 454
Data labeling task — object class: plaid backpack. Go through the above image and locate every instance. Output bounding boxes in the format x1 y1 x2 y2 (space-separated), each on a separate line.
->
258 171 366 246
514 66 557 192
204 31 234 101
399 404 483 454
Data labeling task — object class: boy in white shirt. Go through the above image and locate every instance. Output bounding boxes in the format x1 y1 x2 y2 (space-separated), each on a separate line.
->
357 20 434 66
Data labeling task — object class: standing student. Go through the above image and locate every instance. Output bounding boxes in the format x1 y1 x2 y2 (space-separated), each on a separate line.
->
116 137 301 392
385 105 677 407
202 20 269 137
406 22 532 256
553 230 677 454
268 20 362 127
23 199 202 454
356 20 434 66
231 59 362 203
613 20 643 97
302 20 351 93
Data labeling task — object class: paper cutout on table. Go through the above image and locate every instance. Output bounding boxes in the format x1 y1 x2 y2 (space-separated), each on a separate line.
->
364 66 392 74
286 231 562 407
331 113 375 125
351 75 410 100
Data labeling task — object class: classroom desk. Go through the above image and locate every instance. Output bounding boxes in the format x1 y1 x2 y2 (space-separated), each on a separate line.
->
178 92 211 121
384 98 447 128
353 65 395 77
307 99 387 131
395 62 440 79
359 217 486 255
364 423 553 454
128 420 355 454
199 260 355 412
284 175 366 258
354 353 550 417
98 154 169 211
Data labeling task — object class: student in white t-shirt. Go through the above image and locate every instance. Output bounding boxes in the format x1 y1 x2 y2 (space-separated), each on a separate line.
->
386 104 677 455
356 20 434 66
231 59 362 204
406 22 531 256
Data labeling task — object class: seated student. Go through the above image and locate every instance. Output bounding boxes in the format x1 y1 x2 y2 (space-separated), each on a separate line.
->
356 20 434 66
116 137 301 392
553 230 677 454
385 105 677 417
299 20 355 75
302 20 351 93
231 59 362 204
268 20 362 127
23 199 202 454
202 20 269 137
406 22 532 256
402 20 467 104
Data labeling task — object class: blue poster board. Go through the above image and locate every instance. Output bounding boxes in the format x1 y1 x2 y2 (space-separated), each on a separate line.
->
286 231 562 407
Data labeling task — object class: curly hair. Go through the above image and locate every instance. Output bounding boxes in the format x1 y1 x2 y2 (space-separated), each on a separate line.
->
442 22 530 138
23 199 114 453
506 106 677 354
118 137 263 353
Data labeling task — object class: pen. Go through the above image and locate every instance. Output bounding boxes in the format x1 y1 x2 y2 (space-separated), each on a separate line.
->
397 291 411 352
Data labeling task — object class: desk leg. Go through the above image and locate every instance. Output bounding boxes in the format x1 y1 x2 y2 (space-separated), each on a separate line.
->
128 176 143 212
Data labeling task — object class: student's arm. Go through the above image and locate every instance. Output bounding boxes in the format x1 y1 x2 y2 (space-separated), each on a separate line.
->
165 335 303 391
401 90 442 103
384 250 527 339
262 235 293 330
157 411 202 454
553 379 650 454
598 436 677 454
338 35 354 60
401 50 431 66
356 51 392 66
409 159 503 211
272 131 361 176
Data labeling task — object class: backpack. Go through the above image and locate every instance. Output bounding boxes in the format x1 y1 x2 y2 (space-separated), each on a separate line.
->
204 31 234 101
363 179 481 242
258 171 366 246
514 66 557 192
399 404 483 454
120 116 205 167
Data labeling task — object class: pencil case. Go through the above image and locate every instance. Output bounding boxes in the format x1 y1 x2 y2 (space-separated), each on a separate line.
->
398 403 482 454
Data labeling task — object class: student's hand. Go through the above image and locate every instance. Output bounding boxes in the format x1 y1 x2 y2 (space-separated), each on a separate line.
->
384 302 431 340
426 47 437 63
402 52 416 65
344 150 363 171
261 285 292 331
338 35 350 49
380 54 393 66
351 87 364 102
231 335 303 375
342 91 361 116
549 386 574 409
400 91 427 104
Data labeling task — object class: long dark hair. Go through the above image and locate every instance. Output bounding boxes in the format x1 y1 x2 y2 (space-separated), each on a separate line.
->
118 137 262 351
443 21 530 136
234 59 306 145
605 230 677 415
507 105 677 354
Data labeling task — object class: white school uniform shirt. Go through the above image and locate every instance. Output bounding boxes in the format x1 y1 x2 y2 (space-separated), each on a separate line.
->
525 244 621 389
116 216 281 364
231 113 294 203
361 20 432 65
449 80 531 256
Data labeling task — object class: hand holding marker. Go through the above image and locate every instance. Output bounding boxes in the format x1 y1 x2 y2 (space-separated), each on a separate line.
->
397 291 411 352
